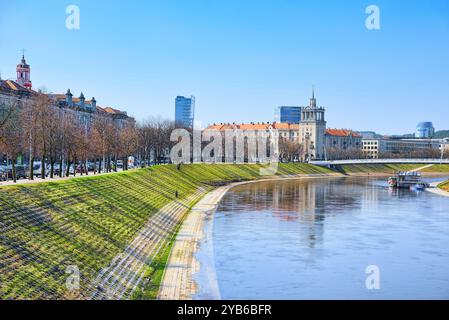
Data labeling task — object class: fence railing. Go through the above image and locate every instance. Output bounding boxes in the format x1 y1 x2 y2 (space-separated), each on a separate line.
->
310 158 449 166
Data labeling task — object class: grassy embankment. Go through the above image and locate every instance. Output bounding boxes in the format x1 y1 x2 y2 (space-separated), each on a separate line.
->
0 163 333 300
438 180 449 192
336 164 449 175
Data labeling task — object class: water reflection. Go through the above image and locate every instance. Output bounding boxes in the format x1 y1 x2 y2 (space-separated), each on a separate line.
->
195 176 449 300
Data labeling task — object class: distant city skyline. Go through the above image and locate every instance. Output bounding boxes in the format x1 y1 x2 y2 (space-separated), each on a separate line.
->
1 0 448 134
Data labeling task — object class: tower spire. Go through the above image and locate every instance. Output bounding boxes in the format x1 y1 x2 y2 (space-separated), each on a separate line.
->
309 85 317 108
16 51 32 89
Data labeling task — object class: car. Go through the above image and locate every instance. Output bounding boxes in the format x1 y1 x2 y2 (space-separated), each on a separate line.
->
87 162 95 171
51 163 61 176
1 165 27 181
0 166 7 181
31 161 50 177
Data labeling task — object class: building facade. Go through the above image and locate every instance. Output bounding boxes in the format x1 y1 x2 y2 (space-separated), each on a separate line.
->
205 90 327 161
0 55 134 132
299 91 326 160
276 106 301 124
362 138 440 158
325 129 362 150
415 122 435 138
47 90 132 131
175 95 195 129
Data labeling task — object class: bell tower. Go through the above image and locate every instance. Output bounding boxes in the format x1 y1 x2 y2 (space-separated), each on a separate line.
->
16 51 32 89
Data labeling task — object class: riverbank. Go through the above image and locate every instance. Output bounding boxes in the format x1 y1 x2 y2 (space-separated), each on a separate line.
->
189 175 449 299
335 163 449 176
0 163 335 299
2 162 448 300
426 180 449 198
158 173 344 300
159 165 449 300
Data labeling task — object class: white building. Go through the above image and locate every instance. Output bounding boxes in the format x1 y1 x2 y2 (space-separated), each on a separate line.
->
362 138 441 158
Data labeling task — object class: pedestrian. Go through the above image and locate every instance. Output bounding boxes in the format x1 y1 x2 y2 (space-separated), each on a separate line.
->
175 190 178 198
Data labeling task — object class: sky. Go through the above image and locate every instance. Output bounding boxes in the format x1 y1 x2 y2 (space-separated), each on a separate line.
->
0 0 448 134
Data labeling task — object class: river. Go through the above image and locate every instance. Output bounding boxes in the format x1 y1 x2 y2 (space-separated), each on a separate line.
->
194 176 449 299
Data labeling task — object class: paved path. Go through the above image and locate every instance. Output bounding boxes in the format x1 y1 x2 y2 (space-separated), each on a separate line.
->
0 169 127 187
410 164 434 172
88 188 206 300
427 181 449 198
158 185 234 300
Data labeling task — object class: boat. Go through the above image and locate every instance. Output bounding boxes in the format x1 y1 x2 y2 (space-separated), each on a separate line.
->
388 171 427 189
413 183 426 191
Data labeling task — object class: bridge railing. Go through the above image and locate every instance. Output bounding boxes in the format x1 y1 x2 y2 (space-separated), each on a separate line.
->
310 158 449 166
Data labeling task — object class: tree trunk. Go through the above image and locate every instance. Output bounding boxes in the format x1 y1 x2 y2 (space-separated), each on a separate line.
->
12 159 17 183
41 156 45 179
59 157 63 178
50 160 54 179
66 160 70 177
66 159 71 177
29 156 34 180
85 160 89 176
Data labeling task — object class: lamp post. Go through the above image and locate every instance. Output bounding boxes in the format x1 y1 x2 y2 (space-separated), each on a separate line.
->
441 143 444 165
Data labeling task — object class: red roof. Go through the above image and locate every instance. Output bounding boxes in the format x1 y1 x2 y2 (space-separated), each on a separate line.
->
205 122 299 131
326 128 361 138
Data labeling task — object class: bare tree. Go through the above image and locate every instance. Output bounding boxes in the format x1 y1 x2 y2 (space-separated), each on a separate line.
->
279 137 303 162
0 101 23 182
119 123 138 170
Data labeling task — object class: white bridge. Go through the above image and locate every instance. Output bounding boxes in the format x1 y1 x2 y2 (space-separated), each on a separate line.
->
310 158 449 167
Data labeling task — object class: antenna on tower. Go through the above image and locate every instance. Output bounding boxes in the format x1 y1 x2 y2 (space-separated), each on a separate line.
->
312 85 315 99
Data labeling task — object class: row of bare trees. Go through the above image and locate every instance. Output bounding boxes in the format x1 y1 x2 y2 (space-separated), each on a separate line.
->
0 96 176 182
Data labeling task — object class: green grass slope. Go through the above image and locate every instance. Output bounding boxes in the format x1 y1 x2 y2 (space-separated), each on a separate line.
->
336 163 449 174
420 164 449 172
0 163 333 300
439 180 449 192
337 163 449 174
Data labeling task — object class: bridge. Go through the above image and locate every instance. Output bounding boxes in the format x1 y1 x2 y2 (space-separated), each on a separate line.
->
309 158 449 167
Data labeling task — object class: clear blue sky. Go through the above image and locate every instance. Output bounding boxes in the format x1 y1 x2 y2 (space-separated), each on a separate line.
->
1 0 448 134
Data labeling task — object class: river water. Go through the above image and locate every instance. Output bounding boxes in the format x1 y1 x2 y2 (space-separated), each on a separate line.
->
194 176 449 300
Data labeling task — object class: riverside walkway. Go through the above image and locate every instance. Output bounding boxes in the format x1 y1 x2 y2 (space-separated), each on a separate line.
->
158 185 234 300
89 188 207 300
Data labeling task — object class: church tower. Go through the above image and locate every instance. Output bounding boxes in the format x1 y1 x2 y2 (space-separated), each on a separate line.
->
299 87 326 161
16 53 32 89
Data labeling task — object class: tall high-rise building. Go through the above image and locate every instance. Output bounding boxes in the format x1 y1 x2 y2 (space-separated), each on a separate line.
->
276 106 302 124
16 53 32 89
175 95 195 128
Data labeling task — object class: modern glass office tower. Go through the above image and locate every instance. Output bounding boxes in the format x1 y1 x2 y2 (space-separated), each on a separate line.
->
415 122 435 138
276 106 302 124
175 96 195 128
